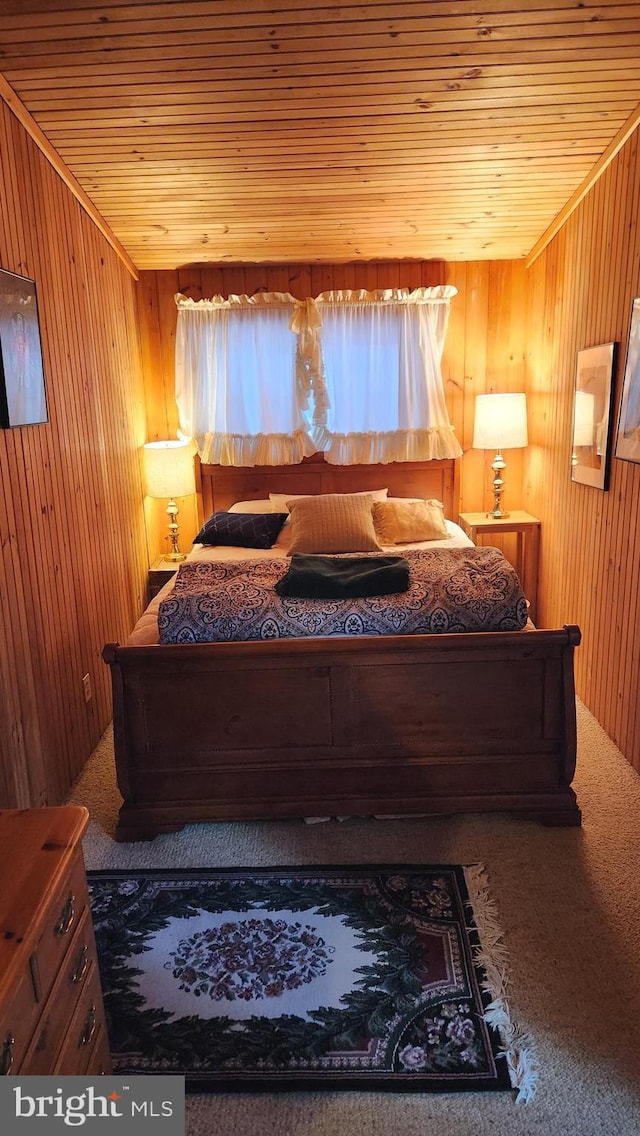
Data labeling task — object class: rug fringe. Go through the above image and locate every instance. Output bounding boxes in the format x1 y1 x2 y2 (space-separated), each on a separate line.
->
463 863 538 1104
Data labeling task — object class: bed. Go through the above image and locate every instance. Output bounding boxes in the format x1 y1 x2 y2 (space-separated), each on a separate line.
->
103 455 581 840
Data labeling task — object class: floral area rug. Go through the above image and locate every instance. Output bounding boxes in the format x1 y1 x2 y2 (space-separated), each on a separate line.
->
88 864 535 1098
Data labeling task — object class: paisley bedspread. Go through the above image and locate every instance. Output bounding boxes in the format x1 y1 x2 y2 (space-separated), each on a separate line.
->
157 547 528 643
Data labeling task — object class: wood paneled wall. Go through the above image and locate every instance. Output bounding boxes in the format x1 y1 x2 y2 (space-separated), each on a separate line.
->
525 129 640 773
138 258 529 557
0 100 148 808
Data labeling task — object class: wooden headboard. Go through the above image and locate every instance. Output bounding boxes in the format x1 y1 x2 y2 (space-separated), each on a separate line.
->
197 453 457 520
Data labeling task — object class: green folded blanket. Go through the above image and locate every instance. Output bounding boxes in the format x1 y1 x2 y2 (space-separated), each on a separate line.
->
274 553 411 599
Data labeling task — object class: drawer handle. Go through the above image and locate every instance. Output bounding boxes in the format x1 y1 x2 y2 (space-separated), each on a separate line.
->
54 893 75 937
79 1005 97 1048
70 944 89 985
0 1033 15 1076
29 952 42 1003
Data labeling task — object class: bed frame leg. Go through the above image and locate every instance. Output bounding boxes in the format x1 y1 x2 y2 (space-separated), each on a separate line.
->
115 807 186 843
519 804 582 827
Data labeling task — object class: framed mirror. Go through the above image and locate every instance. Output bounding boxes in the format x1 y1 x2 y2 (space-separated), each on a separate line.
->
570 341 616 490
615 297 640 465
0 268 48 428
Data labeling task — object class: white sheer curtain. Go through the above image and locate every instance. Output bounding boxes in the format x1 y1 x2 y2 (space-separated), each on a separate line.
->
312 286 462 464
175 292 319 466
175 285 460 467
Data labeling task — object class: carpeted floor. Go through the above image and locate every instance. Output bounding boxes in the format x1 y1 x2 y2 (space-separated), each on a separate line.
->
68 701 640 1136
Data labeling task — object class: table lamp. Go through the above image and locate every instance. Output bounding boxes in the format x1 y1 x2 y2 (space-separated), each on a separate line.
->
472 393 528 518
143 439 195 561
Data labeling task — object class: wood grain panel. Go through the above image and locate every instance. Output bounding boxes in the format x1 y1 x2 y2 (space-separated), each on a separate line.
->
0 99 148 808
525 126 640 773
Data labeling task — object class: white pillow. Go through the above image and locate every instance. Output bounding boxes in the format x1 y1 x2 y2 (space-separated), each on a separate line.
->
228 499 275 514
268 492 311 514
269 488 388 514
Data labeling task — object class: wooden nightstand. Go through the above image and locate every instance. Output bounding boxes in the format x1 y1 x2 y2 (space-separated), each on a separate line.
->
458 510 541 625
147 557 179 602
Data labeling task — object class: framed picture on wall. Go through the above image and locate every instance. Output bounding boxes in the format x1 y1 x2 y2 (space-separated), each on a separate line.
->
615 296 640 464
571 341 616 489
0 268 48 428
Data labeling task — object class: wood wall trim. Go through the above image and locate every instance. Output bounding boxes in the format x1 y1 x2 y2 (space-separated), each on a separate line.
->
0 73 139 281
525 101 640 268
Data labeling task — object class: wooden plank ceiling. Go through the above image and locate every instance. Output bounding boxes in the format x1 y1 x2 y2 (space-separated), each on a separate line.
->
1 0 640 270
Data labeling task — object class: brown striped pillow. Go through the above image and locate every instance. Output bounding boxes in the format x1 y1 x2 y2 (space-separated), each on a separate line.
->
286 493 382 554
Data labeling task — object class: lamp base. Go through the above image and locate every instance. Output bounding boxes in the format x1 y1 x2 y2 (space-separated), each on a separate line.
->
164 499 186 562
487 450 509 520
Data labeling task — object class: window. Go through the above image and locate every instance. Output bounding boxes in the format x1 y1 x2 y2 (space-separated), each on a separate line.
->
314 288 461 463
175 286 461 466
175 292 314 466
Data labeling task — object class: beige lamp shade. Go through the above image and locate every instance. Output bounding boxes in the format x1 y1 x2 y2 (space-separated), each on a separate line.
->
143 440 195 499
472 393 528 450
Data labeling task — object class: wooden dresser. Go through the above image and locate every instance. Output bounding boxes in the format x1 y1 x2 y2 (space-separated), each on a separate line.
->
0 806 111 1075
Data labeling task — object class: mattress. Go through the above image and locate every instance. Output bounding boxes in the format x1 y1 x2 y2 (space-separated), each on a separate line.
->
127 520 474 647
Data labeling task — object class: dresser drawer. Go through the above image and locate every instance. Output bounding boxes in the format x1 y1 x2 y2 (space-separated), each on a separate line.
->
0 859 90 1075
32 852 90 1008
0 965 40 1074
53 963 107 1075
88 1027 112 1076
21 908 95 1075
0 808 110 1078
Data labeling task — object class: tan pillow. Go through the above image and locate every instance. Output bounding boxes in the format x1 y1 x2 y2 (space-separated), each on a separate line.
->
372 498 448 544
287 494 382 554
228 499 275 514
269 488 388 514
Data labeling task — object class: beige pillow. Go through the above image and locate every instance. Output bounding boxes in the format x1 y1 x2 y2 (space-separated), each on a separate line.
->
269 488 388 514
372 498 448 544
287 494 382 554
